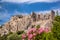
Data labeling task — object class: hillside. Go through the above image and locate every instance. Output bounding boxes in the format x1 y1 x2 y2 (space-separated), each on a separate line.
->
0 10 55 36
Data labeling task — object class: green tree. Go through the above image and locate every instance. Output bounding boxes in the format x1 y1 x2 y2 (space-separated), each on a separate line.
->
52 16 60 40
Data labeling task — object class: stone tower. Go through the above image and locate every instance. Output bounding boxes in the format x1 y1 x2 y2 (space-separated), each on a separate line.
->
51 10 55 20
31 12 37 22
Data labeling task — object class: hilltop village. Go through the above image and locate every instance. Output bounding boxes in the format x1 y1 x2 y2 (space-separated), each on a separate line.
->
0 10 55 36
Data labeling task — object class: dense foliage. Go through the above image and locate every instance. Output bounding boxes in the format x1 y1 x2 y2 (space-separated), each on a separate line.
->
52 16 60 40
0 15 60 40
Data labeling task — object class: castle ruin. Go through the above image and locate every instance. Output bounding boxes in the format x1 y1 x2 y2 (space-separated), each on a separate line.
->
0 10 55 36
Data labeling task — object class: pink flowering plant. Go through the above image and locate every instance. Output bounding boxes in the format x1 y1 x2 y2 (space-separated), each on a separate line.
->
21 25 52 40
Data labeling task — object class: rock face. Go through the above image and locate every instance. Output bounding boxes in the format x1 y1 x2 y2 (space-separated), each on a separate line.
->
0 10 55 36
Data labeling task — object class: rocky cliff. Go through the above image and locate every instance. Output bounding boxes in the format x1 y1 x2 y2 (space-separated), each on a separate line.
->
0 10 55 36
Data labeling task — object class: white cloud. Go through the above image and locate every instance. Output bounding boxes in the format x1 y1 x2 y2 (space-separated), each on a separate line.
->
2 0 60 3
14 10 29 15
0 10 11 20
54 9 60 15
0 6 2 9
35 9 60 14
35 10 51 14
13 9 60 15
2 0 30 3
0 13 9 19
28 0 60 3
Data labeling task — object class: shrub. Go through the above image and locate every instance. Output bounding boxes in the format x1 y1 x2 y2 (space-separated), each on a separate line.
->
16 30 24 35
21 27 51 40
52 16 60 40
7 34 22 40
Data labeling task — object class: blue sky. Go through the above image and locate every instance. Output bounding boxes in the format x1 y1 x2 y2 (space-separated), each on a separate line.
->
0 0 60 25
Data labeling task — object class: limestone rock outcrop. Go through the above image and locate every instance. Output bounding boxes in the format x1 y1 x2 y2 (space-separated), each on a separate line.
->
0 10 55 36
